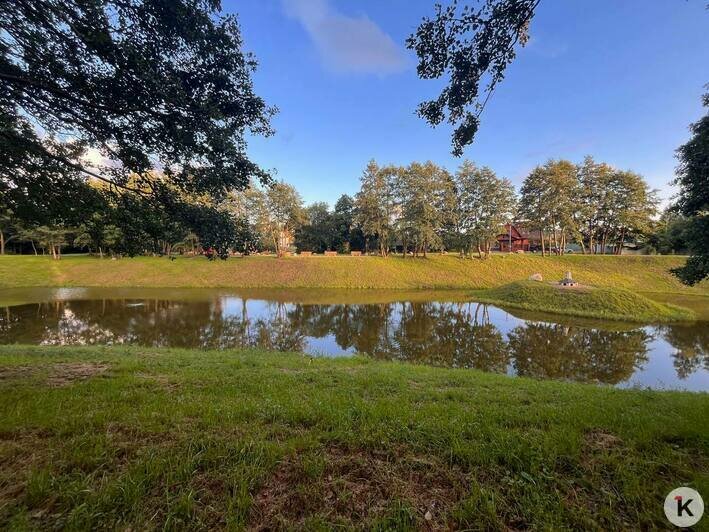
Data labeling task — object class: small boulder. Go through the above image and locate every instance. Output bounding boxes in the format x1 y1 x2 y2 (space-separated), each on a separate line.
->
528 273 543 282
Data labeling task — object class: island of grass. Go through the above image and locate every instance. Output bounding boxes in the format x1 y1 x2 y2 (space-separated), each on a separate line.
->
0 345 707 530
475 280 697 322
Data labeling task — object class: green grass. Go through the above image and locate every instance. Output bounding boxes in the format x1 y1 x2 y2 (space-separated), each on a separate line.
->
0 345 707 530
2 253 707 293
476 280 697 322
2 254 707 321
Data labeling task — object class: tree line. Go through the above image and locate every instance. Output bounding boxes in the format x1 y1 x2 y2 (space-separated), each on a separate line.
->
352 156 659 258
0 154 669 260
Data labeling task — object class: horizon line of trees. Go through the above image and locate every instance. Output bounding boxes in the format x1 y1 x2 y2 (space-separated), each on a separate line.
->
1 154 667 261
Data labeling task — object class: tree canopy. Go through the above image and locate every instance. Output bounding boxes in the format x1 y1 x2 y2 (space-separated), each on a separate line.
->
672 91 709 285
1 0 274 202
407 0 539 155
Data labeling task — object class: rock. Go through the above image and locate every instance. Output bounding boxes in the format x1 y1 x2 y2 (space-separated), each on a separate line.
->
528 273 543 282
424 510 433 521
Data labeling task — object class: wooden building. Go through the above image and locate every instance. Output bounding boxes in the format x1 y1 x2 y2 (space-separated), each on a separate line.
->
495 224 541 252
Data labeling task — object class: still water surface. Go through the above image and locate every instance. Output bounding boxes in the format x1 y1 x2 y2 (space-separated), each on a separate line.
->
0 288 707 392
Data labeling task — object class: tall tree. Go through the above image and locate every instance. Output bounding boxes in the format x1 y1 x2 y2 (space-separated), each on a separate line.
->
354 161 398 256
407 0 539 155
672 90 709 285
395 161 455 257
255 182 305 256
1 0 273 204
518 159 577 255
332 194 363 252
454 160 516 258
295 202 336 253
574 157 657 255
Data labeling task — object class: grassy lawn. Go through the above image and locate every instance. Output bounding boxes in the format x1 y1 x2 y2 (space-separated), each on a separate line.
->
0 345 707 530
2 253 707 294
476 281 696 322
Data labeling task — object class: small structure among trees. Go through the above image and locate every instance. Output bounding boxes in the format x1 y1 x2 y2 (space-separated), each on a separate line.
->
495 224 540 252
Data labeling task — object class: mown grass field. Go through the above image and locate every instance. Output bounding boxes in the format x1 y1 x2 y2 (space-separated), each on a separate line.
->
0 345 707 530
1 253 707 294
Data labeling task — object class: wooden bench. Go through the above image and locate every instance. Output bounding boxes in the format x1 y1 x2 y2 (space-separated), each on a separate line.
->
299 251 312 256
324 251 337 256
350 251 362 256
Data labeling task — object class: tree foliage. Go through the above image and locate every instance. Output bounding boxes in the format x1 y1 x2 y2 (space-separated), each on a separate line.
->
354 161 398 256
519 157 657 255
518 159 578 255
672 91 709 285
1 0 274 200
407 0 539 155
395 162 456 257
454 160 516 258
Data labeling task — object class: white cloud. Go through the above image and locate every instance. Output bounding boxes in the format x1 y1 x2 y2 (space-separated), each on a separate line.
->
283 0 408 74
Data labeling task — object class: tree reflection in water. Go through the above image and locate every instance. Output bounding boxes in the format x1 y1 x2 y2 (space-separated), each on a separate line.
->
508 323 650 384
657 323 709 379
1 297 707 388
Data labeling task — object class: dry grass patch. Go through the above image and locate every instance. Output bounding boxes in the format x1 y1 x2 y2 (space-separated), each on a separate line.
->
250 445 468 530
0 362 110 387
46 362 110 387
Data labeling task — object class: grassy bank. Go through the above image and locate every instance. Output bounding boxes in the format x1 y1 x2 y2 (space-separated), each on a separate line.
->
476 281 696 322
1 253 706 293
0 345 707 530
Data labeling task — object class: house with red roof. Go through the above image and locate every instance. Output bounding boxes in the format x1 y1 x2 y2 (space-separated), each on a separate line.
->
495 224 542 252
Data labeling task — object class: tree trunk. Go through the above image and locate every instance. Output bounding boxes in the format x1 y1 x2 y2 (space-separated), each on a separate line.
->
540 230 546 257
0 230 4 255
617 228 626 255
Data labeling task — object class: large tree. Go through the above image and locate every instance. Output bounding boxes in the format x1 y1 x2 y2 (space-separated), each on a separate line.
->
1 0 273 203
407 0 539 155
574 157 657 255
454 160 516 258
395 161 456 257
294 202 336 253
672 91 709 285
354 161 398 256
518 159 577 256
254 182 305 256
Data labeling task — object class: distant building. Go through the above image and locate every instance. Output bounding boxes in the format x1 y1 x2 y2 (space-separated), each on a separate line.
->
495 224 541 252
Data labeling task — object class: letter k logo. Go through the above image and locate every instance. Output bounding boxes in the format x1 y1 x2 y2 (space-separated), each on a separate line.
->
675 495 694 517
665 487 703 527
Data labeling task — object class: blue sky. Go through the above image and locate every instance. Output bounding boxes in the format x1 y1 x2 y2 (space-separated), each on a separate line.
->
229 0 709 207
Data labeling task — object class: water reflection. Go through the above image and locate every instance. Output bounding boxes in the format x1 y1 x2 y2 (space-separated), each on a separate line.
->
1 296 707 391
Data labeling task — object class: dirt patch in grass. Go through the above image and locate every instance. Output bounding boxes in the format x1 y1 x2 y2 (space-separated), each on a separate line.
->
249 445 468 530
46 363 110 387
0 365 35 381
583 429 623 451
0 362 110 387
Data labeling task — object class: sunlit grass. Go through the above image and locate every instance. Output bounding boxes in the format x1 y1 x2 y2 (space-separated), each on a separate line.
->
2 253 706 293
476 280 696 322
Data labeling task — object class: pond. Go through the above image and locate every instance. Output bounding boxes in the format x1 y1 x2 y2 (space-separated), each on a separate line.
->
0 287 707 392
